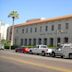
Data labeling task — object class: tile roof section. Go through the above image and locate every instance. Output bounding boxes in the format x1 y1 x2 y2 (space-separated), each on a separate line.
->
14 15 72 28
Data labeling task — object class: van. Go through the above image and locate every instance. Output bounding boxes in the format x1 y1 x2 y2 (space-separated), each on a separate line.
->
51 43 72 58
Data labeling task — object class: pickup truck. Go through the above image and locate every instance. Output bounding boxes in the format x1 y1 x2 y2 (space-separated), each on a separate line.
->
50 43 72 58
29 45 50 56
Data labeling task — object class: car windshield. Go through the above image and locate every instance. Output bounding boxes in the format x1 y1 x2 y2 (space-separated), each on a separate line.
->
41 46 47 48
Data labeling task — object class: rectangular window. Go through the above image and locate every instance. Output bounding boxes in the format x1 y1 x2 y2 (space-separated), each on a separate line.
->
40 26 42 32
29 39 32 45
35 27 37 32
65 23 69 29
22 29 24 33
30 28 32 33
26 28 28 33
16 29 18 33
20 38 23 45
45 26 48 31
51 25 54 31
58 24 61 30
24 39 27 45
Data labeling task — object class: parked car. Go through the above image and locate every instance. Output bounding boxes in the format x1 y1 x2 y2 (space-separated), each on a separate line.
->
15 46 30 53
29 45 51 56
50 43 72 58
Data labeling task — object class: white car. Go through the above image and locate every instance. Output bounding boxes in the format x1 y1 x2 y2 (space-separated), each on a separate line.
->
29 45 50 56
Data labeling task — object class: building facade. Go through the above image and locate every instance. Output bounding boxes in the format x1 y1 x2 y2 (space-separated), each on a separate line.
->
0 21 9 40
7 15 72 46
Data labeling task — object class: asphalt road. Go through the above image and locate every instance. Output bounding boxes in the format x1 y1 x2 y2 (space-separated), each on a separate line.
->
0 50 72 72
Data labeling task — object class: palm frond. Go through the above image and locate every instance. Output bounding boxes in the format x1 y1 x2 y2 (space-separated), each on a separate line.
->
8 10 19 19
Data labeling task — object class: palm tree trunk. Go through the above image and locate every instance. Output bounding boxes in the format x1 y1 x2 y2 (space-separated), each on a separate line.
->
11 17 14 46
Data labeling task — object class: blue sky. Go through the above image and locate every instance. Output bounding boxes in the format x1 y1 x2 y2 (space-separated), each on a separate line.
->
0 0 72 24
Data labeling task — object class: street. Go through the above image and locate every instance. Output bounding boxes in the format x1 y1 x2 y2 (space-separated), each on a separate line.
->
0 50 72 72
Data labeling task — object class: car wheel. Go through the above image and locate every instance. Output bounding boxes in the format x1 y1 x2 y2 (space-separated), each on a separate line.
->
15 50 17 52
61 55 65 58
61 55 63 58
41 51 45 56
69 53 72 59
61 55 67 59
51 52 55 57
29 50 33 54
22 51 24 53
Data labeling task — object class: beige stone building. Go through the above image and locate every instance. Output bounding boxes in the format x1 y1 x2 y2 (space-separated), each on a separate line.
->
7 15 72 46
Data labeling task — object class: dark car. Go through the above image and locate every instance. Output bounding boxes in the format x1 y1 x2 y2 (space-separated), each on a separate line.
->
15 46 30 53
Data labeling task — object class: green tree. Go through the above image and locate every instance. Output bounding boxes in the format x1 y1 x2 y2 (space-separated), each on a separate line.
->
8 10 19 46
1 39 10 46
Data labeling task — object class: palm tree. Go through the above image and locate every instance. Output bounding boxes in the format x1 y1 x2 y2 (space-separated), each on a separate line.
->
8 10 19 46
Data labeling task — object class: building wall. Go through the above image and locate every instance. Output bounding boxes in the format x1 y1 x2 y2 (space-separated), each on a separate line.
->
6 26 12 41
0 21 9 40
12 17 72 46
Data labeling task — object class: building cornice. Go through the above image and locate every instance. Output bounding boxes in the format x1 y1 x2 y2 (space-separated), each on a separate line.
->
14 14 72 28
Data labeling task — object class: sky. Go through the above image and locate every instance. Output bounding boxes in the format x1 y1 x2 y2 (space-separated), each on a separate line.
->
0 0 72 25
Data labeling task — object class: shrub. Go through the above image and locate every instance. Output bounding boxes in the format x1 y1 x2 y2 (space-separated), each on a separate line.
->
11 45 19 50
48 45 56 48
4 46 9 49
